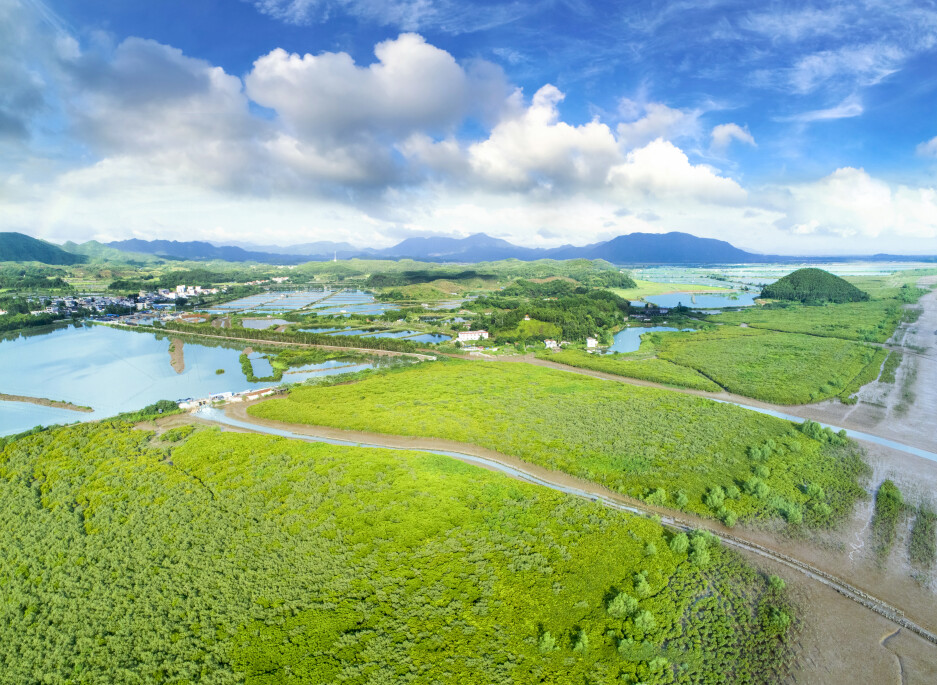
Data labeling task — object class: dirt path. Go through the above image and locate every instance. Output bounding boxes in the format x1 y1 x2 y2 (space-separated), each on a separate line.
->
119 324 437 361
0 393 93 413
168 338 185 374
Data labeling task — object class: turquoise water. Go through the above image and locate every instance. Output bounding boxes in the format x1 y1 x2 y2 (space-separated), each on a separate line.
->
606 326 696 354
0 325 364 436
635 292 758 308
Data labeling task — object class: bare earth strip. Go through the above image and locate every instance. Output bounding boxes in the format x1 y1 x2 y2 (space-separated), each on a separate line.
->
0 393 93 413
168 338 185 374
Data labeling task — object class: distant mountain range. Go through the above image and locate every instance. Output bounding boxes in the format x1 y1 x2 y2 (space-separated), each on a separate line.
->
99 232 771 265
3 230 934 266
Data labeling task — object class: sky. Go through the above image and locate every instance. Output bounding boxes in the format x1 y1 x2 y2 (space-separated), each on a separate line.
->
2 0 937 255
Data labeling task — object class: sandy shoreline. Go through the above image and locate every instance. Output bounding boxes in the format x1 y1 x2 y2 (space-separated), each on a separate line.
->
0 393 93 413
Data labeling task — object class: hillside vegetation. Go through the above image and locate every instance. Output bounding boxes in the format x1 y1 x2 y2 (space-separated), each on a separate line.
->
761 268 869 303
251 361 868 529
0 232 87 265
0 421 796 684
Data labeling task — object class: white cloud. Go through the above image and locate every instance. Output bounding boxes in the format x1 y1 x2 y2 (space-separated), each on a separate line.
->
466 85 620 190
607 139 747 205
710 123 755 151
917 136 937 157
616 100 702 149
773 167 937 240
789 43 904 94
247 0 531 33
741 7 846 42
777 95 864 123
245 34 510 142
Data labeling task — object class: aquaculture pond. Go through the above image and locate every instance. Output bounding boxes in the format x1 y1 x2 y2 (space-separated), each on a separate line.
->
606 326 697 354
406 333 452 344
634 291 758 308
241 318 289 330
0 324 371 436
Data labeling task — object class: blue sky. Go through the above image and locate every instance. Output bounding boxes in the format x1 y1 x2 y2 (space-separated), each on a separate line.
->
2 0 937 254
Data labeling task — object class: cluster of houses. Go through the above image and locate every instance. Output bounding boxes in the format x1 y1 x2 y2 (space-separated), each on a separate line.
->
177 386 279 410
29 294 139 317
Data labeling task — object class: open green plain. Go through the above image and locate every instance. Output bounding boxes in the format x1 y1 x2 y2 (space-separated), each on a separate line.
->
537 349 722 392
250 361 867 529
652 327 887 404
0 421 795 685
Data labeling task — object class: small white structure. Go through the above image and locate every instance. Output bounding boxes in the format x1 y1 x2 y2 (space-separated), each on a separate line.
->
458 330 489 342
523 314 531 321
586 337 598 349
544 339 558 349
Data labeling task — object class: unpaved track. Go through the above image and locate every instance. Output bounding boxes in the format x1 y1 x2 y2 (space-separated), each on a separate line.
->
207 401 937 647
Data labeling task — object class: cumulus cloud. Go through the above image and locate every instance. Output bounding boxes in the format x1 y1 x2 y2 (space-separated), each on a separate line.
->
773 167 937 240
607 139 747 205
466 85 620 190
710 123 755 151
917 136 937 157
616 99 702 149
245 34 510 142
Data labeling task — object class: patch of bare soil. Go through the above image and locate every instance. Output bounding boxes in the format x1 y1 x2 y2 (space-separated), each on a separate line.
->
168 338 185 374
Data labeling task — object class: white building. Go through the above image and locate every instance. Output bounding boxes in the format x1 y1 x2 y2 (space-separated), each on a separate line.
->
458 330 489 342
586 337 598 348
544 339 558 349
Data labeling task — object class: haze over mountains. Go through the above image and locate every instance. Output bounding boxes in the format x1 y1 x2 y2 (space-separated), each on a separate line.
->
1 231 935 265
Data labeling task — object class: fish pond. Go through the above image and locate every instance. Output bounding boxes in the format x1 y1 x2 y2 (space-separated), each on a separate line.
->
633 291 758 308
606 326 697 354
0 324 372 436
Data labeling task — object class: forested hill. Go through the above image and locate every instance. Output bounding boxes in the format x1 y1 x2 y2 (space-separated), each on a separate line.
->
0 232 87 265
761 268 870 303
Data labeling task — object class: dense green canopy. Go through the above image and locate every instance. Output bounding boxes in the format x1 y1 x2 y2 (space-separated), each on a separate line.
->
761 268 869 303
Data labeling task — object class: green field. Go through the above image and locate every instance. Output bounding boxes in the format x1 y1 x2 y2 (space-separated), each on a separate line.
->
537 349 722 391
653 327 886 404
707 300 905 342
0 421 796 684
611 280 730 300
251 361 868 528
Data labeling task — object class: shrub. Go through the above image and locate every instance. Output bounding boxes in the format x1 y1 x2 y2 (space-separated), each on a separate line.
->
704 486 726 510
607 592 639 619
538 631 556 653
669 533 689 555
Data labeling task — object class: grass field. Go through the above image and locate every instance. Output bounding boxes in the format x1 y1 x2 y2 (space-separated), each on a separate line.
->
706 300 907 343
0 421 796 684
611 279 731 300
653 327 886 404
537 349 722 391
251 360 868 529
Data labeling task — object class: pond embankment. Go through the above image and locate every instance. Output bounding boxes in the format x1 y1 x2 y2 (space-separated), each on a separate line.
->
0 393 93 413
